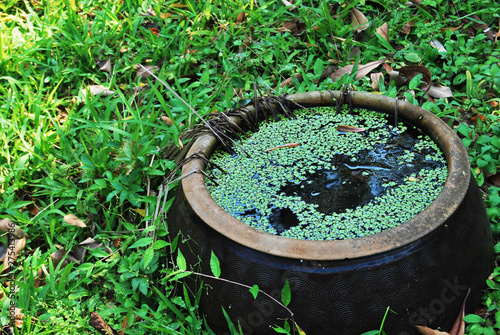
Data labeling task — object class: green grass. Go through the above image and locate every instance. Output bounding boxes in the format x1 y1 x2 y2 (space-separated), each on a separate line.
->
0 0 499 334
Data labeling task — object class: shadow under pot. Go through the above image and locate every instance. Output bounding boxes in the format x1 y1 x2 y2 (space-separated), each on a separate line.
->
167 91 494 335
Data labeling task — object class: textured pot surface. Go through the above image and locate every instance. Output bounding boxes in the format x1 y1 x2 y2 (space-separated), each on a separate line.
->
168 91 494 335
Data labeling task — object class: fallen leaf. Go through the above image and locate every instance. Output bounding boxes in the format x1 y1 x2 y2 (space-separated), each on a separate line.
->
3 237 26 272
0 218 25 239
376 22 390 42
27 198 39 215
350 7 369 33
382 63 393 73
336 125 366 133
119 315 128 335
161 116 174 125
264 143 301 153
391 65 432 89
113 238 123 248
428 84 453 98
280 73 303 88
467 15 495 40
89 312 116 335
487 173 500 186
150 27 159 36
98 58 112 73
134 64 160 80
281 0 296 10
370 72 384 91
82 85 116 97
79 237 97 245
449 288 470 335
470 113 487 122
236 11 246 24
430 39 447 53
415 288 470 335
64 214 87 228
277 20 305 35
401 19 415 34
330 58 387 82
489 100 499 108
318 65 337 82
440 25 462 33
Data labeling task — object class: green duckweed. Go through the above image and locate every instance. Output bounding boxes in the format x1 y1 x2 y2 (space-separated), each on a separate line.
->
205 106 447 241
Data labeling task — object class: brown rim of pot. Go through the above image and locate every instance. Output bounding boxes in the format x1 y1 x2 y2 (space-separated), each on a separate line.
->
180 91 471 260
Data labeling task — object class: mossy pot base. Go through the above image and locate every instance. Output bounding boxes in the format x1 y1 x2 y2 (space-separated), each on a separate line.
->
167 91 494 335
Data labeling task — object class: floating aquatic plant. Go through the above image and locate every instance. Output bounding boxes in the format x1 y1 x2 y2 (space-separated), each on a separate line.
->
206 106 447 241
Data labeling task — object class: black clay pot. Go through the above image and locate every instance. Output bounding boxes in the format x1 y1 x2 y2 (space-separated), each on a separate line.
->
167 91 494 335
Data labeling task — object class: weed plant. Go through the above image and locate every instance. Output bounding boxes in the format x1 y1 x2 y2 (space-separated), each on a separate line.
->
0 0 498 334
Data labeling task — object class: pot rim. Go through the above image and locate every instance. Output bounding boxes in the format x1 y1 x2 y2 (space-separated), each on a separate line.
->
180 91 471 260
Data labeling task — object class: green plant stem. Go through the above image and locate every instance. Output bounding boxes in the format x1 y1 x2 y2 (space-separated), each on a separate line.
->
189 270 295 318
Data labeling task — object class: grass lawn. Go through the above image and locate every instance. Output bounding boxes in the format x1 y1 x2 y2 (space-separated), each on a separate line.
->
0 0 499 334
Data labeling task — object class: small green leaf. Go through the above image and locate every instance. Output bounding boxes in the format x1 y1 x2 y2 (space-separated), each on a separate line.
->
177 249 187 271
143 247 154 268
249 285 259 299
409 73 423 90
494 242 500 254
463 314 485 324
129 237 153 248
152 240 170 250
210 251 221 278
272 327 290 334
281 279 291 307
313 58 323 77
171 271 192 281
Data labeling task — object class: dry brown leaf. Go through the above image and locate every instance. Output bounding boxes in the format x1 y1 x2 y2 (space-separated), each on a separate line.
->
449 288 470 335
416 326 450 335
281 0 296 10
383 63 393 73
428 84 453 98
0 218 25 239
350 7 369 33
3 237 26 271
64 214 87 228
119 315 128 335
27 198 40 216
370 72 384 91
336 125 366 133
440 25 462 33
235 11 246 24
376 22 389 42
161 116 174 126
390 65 432 92
401 19 415 34
79 237 97 245
399 66 432 87
330 58 387 82
468 15 494 40
280 73 303 88
134 64 160 80
50 247 80 269
98 58 112 73
264 143 300 153
82 85 116 97
89 312 116 335
415 288 470 335
277 21 305 35
487 173 500 186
